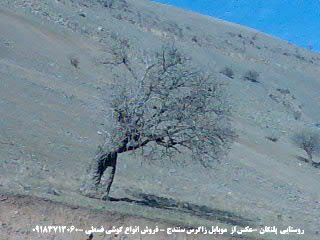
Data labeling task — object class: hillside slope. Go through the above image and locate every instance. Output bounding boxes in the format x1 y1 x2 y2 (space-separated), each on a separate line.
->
0 1 319 239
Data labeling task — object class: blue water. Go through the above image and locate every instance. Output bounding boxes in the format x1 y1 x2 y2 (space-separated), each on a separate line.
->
153 0 320 52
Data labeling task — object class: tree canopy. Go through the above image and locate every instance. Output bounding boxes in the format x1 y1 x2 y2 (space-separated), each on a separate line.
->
104 44 235 167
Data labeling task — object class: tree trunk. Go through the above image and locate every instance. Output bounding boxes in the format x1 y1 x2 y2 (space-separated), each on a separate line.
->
80 146 118 200
100 162 117 200
80 137 144 200
307 151 313 162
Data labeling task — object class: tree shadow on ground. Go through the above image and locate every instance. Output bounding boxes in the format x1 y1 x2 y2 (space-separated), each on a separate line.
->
312 161 320 168
109 193 252 227
296 156 320 168
296 156 310 163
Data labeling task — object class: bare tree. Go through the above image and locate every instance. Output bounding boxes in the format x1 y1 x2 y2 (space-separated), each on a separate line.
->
80 44 235 200
98 0 128 9
292 129 320 162
99 35 138 79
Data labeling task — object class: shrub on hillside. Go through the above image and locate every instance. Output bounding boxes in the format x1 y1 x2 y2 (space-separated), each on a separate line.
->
220 67 234 79
243 70 259 83
292 129 320 163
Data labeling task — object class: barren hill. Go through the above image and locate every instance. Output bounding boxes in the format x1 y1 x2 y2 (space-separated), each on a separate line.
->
0 1 319 240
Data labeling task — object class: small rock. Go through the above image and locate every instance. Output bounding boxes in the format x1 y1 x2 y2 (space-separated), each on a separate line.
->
47 188 61 196
1 222 8 228
42 164 49 172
